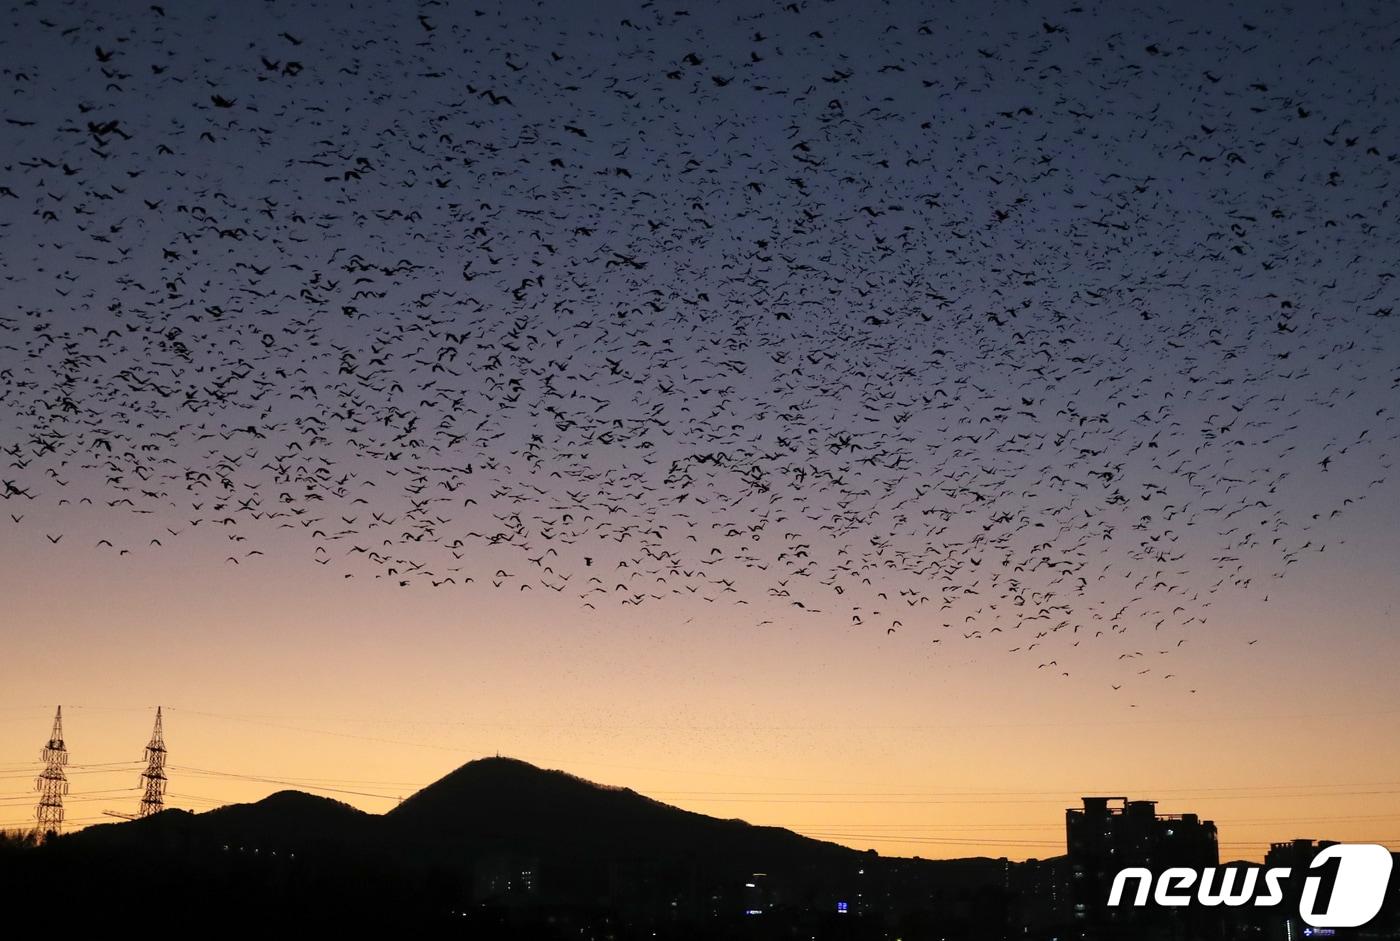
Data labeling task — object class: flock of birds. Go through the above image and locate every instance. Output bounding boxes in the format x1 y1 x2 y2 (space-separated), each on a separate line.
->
1 0 1397 691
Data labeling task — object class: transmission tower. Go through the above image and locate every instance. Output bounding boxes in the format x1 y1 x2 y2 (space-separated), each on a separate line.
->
138 706 167 817
35 706 69 835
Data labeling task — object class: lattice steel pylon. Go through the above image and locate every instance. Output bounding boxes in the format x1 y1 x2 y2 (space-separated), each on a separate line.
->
35 706 69 835
138 706 167 817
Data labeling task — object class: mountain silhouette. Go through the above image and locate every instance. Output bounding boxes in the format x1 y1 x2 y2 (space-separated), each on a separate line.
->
11 756 1024 935
385 756 857 865
78 787 374 849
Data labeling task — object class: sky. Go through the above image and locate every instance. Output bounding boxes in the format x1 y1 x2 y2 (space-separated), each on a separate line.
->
1 0 1399 862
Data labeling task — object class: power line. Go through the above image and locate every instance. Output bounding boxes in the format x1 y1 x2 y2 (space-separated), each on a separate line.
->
167 765 402 802
646 780 1400 796
636 789 1400 805
8 760 1400 810
797 831 1400 849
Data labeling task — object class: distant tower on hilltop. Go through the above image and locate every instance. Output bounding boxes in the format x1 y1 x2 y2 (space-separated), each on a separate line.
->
138 706 167 817
35 706 69 835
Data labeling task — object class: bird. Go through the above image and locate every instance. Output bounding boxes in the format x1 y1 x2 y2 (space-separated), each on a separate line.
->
0 0 1390 703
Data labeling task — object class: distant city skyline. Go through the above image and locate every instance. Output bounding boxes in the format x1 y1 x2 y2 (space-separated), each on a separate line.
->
8 753 1396 936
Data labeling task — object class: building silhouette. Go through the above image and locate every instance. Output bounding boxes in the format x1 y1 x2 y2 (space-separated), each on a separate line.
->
1066 796 1219 940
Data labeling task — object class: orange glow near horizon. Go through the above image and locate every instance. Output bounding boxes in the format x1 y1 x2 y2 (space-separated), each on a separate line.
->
3 497 1399 864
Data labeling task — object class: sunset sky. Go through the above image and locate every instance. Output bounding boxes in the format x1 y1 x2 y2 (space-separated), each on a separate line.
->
4 492 1398 861
2 0 1399 865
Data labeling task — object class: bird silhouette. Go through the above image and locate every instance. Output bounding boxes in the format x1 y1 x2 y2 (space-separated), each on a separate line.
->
0 0 1392 705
